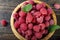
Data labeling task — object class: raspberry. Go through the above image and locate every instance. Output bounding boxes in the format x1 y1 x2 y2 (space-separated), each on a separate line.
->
45 15 51 21
35 32 42 39
31 36 37 40
31 10 35 14
24 2 28 5
20 23 27 31
39 23 46 30
29 0 34 5
41 30 45 34
19 17 25 24
14 21 20 29
44 30 48 34
25 35 31 40
33 25 40 32
13 13 19 20
49 19 54 25
37 16 44 23
17 28 21 34
0 19 7 26
41 2 46 7
36 4 42 10
19 11 26 17
25 30 32 36
32 17 36 23
26 13 33 23
45 21 49 27
33 5 36 10
34 11 41 18
28 23 33 29
21 30 25 36
54 3 60 9
47 8 52 15
40 8 47 15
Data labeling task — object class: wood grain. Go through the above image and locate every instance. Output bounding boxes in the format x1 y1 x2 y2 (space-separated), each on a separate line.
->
0 0 60 40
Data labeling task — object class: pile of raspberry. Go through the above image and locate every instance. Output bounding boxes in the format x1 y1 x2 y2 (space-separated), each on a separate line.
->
13 1 54 40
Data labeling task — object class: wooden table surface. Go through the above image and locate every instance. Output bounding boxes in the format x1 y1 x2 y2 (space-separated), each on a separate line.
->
0 0 60 40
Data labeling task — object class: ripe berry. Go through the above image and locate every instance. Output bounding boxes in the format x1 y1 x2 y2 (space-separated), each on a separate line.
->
45 21 49 27
26 13 33 23
31 10 35 14
45 15 51 21
40 8 47 15
36 4 42 10
37 16 44 23
0 19 7 26
31 36 37 40
20 23 27 31
35 32 42 39
13 13 19 20
34 11 41 18
17 28 21 34
49 19 54 25
25 30 32 36
54 3 60 9
19 11 26 17
29 0 34 5
47 8 52 15
33 25 40 32
19 17 25 24
28 23 33 29
41 2 46 7
39 23 46 30
44 30 48 34
14 21 20 29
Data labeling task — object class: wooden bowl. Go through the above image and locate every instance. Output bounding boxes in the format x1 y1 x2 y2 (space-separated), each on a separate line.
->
10 0 57 40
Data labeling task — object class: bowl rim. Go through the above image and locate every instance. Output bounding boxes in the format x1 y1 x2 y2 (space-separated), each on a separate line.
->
10 1 57 40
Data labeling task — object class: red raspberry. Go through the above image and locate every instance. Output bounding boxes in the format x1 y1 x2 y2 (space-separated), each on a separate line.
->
35 32 42 39
36 4 42 10
0 19 7 26
17 28 21 34
47 8 52 15
24 2 28 5
29 0 34 5
41 30 45 34
37 16 44 23
45 21 49 27
14 21 20 29
21 30 25 36
31 36 37 40
31 10 35 14
39 23 46 30
28 23 33 29
49 19 54 25
20 23 27 31
25 35 31 40
25 30 32 36
33 25 40 32
41 2 46 7
45 15 51 21
32 17 36 23
40 8 47 15
13 13 19 20
19 17 25 24
44 30 48 34
26 13 33 23
19 11 26 17
33 5 36 10
54 3 60 9
34 11 41 18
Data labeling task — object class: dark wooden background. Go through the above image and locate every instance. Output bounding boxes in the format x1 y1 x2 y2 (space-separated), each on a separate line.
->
0 0 60 40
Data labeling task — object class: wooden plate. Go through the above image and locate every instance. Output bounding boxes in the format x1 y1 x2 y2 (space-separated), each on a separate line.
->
10 0 57 40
